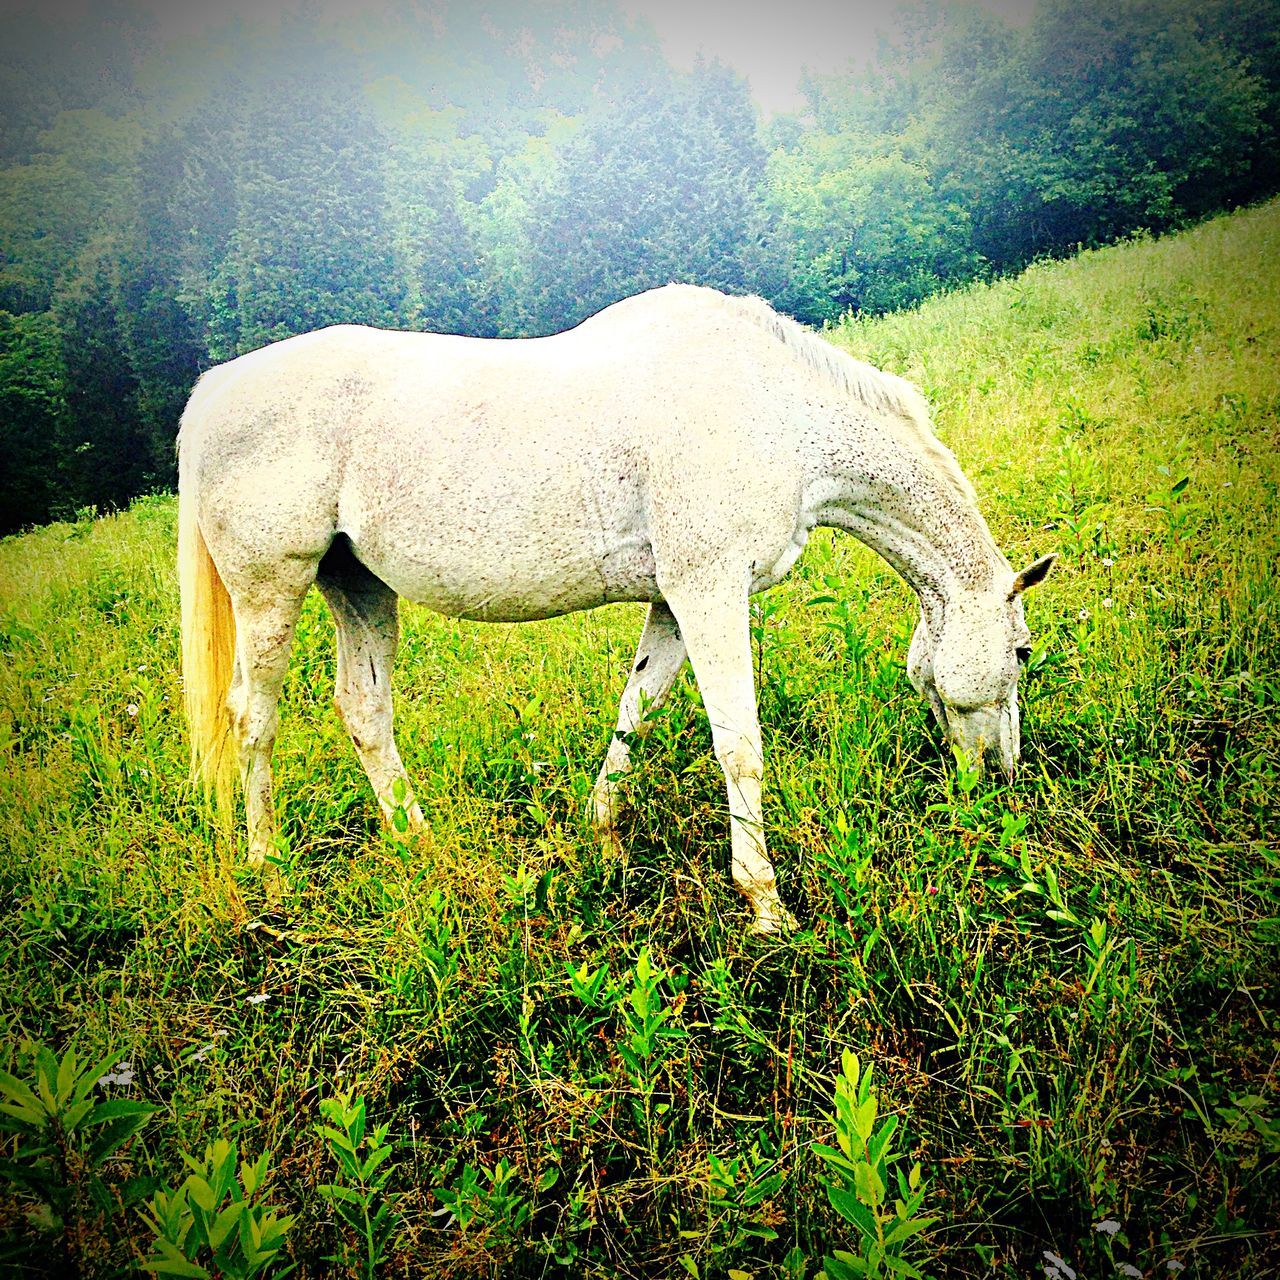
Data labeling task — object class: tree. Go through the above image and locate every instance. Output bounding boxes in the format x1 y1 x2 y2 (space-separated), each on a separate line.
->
205 76 405 360
520 60 767 333
52 237 152 514
0 310 65 533
765 137 977 325
0 109 139 314
924 0 1266 268
112 127 206 488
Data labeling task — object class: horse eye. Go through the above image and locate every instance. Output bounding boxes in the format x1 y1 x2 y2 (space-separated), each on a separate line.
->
1015 645 1032 664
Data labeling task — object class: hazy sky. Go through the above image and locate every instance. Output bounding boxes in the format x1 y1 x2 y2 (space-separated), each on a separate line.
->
6 0 1039 115
622 0 1036 113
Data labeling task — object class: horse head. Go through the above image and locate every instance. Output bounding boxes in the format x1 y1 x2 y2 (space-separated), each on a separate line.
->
908 554 1055 779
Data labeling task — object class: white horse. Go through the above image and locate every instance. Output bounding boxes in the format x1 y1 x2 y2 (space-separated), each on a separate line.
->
178 284 1051 932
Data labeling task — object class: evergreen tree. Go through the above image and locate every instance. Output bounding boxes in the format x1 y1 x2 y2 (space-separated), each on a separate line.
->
520 60 766 333
0 310 65 533
206 77 405 359
388 141 494 336
114 128 205 488
51 237 151 514
765 139 976 325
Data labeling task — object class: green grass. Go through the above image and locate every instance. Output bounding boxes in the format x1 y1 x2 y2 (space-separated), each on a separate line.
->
2 201 1278 1279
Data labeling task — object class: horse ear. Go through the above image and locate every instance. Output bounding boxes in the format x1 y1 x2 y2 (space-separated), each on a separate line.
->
1009 554 1055 598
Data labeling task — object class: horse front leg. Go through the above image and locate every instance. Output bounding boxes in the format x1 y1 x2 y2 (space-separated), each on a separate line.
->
592 601 687 842
662 582 796 934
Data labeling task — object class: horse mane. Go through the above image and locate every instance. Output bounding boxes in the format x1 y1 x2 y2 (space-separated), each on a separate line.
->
725 293 978 507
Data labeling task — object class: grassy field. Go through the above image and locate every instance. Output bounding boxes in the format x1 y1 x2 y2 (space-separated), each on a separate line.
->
1 201 1278 1279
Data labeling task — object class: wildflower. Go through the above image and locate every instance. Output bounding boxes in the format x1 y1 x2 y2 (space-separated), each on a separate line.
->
1094 1219 1122 1235
926 885 938 895
126 703 139 718
1044 1250 1077 1280
1078 608 1091 622
97 1060 135 1087
1102 597 1113 608
1101 556 1115 567
246 992 270 1006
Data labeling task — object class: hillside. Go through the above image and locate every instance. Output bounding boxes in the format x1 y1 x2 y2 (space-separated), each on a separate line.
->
1 201 1277 1278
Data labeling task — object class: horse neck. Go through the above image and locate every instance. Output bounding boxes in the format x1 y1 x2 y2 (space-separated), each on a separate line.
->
810 418 1007 626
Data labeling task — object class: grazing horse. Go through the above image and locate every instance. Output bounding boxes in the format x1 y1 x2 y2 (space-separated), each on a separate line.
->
178 284 1051 932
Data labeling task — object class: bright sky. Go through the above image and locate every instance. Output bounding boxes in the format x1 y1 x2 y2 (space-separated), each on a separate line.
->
623 0 1036 114
6 0 1038 116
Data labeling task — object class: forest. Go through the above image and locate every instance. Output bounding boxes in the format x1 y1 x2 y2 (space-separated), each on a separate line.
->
1 0 1278 533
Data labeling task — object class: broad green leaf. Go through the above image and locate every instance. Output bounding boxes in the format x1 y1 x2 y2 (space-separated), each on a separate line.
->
210 1141 237 1201
315 1125 355 1155
822 1250 869 1280
359 1142 393 1181
206 1200 246 1250
61 1098 94 1133
87 1097 157 1125
827 1186 877 1239
186 1175 217 1214
841 1048 860 1088
55 1048 78 1106
854 1098 877 1143
317 1182 363 1205
34 1065 58 1117
141 1238 209 1279
0 1093 44 1127
868 1114 898 1168
882 1254 925 1278
142 1259 209 1278
813 1142 859 1175
854 1161 885 1206
883 1216 936 1246
89 1113 154 1165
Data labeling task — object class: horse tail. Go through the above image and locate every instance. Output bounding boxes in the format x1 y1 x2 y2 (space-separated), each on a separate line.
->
178 443 237 824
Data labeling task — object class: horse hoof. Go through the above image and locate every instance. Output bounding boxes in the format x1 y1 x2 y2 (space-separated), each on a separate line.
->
262 867 285 909
596 824 624 858
749 904 798 936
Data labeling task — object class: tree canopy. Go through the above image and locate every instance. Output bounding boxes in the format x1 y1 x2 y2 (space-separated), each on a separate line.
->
2 0 1278 532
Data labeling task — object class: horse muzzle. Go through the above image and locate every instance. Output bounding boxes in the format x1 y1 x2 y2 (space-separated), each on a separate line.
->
944 703 1019 782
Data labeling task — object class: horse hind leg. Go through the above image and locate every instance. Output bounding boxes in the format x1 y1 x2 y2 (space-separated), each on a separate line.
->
316 537 424 834
226 581 313 868
592 601 687 839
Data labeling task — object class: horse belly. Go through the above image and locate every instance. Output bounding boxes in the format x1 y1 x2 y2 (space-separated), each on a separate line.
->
344 489 613 623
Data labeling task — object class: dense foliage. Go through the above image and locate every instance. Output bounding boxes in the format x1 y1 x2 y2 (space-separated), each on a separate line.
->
2 197 1277 1279
1 0 1279 531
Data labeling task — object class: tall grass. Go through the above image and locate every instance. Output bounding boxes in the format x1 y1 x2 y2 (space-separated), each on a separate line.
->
1 201 1277 1278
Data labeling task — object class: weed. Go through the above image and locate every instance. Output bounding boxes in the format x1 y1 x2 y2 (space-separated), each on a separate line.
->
0 1043 155 1272
813 1049 937 1280
139 1139 293 1279
315 1091 401 1279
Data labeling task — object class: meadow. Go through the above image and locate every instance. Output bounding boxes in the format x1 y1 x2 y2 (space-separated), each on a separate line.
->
1 201 1277 1279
